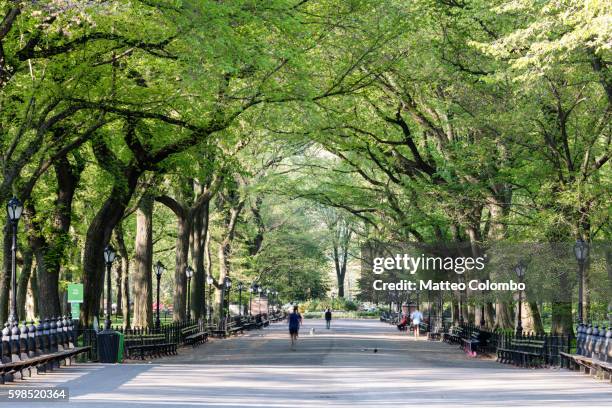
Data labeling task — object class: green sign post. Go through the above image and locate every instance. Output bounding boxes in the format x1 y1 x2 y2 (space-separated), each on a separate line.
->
68 283 83 320
67 283 84 303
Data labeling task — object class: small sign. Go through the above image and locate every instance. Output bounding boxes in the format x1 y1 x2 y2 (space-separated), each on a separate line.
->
70 302 80 320
67 283 83 303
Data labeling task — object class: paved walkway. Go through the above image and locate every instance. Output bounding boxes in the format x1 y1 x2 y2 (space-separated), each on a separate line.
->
0 319 610 407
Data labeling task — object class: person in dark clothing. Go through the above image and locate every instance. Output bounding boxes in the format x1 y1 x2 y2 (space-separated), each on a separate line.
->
325 308 332 329
288 305 303 349
397 314 408 331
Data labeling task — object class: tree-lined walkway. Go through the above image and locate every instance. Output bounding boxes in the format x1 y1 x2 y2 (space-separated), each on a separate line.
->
1 319 610 407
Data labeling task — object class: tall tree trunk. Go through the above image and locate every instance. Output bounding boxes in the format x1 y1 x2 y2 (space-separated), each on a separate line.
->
33 246 61 319
451 298 459 325
122 257 131 329
81 167 140 325
173 215 191 322
191 202 209 320
0 225 11 323
133 194 153 328
333 245 345 298
26 269 38 320
204 221 213 318
216 202 244 315
487 195 517 330
551 266 574 336
115 261 122 317
16 248 33 321
526 302 545 334
114 224 130 327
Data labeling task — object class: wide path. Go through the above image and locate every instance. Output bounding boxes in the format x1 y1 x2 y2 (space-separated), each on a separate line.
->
0 319 610 407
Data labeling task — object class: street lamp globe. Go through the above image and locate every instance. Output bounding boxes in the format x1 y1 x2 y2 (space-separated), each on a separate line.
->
6 197 23 221
574 238 589 262
514 261 526 278
155 261 166 277
103 245 116 264
185 265 194 279
237 282 244 291
258 286 263 294
224 277 232 288
206 275 213 285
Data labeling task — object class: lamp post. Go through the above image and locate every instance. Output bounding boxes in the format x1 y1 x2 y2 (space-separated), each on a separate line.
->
185 266 193 320
154 261 165 331
480 280 486 327
458 275 464 325
427 290 432 331
237 282 244 316
437 291 444 332
206 275 213 322
574 238 589 325
103 245 116 330
272 290 278 312
248 284 255 316
515 260 526 336
6 197 22 330
221 276 232 317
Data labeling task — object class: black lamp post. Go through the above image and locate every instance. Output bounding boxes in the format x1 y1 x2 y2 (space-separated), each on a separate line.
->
237 282 244 316
185 266 193 320
437 291 444 331
258 286 264 315
248 284 255 316
480 280 486 327
574 239 589 324
206 275 213 322
458 275 464 325
515 260 526 336
6 197 22 329
223 277 232 318
154 261 165 331
103 245 116 330
272 290 278 311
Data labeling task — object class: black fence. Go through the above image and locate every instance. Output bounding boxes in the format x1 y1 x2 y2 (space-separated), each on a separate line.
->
75 318 204 362
454 322 572 366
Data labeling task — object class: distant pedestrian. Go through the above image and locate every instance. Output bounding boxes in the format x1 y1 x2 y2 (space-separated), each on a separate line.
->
288 305 303 349
397 314 408 332
325 308 332 329
410 308 424 339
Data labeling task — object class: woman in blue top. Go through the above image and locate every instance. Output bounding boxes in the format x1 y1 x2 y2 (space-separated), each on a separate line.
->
288 305 303 349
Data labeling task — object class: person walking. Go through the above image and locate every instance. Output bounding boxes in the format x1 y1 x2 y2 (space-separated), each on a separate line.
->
325 308 332 329
288 305 303 349
410 308 424 339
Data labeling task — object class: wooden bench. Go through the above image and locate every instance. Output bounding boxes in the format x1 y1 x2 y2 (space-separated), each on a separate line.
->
561 325 612 381
0 317 90 383
181 324 208 347
124 333 177 360
497 338 545 367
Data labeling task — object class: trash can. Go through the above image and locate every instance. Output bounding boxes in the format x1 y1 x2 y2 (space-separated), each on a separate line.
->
97 330 120 363
117 331 125 363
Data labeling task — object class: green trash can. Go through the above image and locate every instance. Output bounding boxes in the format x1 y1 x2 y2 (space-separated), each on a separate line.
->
117 331 125 363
